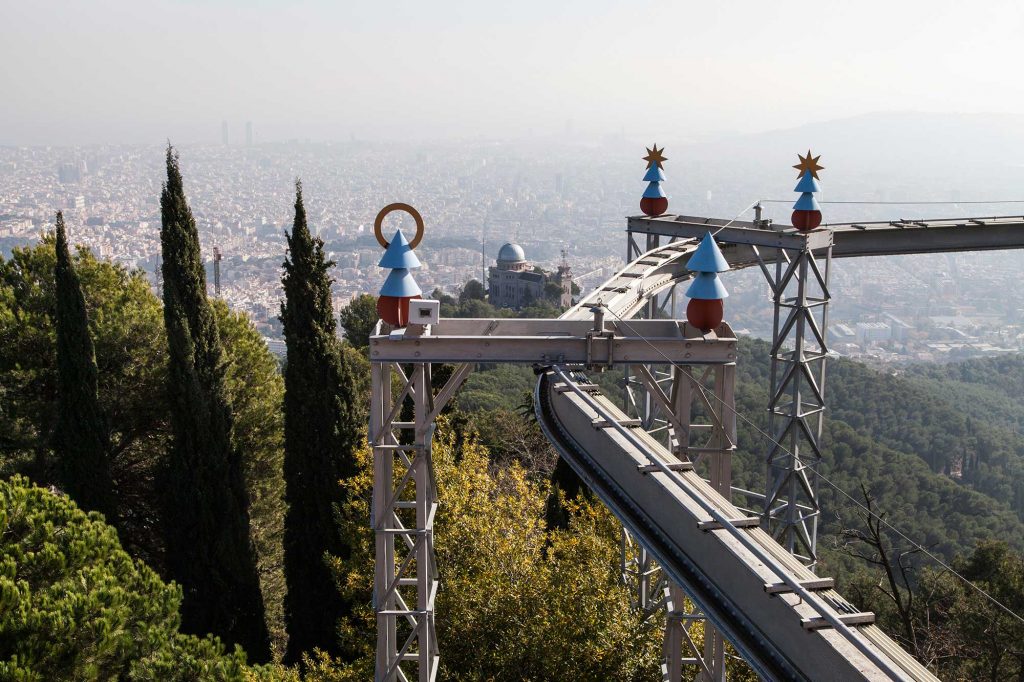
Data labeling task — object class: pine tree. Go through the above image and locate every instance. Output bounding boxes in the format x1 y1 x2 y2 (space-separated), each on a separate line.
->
159 146 270 661
280 181 360 663
52 212 116 522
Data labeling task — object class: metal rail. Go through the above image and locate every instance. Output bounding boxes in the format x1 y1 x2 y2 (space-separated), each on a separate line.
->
562 240 699 321
626 213 1024 260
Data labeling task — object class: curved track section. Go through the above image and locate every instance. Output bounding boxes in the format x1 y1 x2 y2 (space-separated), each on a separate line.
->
564 240 700 321
538 238 938 680
535 367 936 681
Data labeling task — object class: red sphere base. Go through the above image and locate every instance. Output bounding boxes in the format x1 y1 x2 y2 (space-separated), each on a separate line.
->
640 196 669 217
687 298 724 332
377 294 422 327
791 210 822 232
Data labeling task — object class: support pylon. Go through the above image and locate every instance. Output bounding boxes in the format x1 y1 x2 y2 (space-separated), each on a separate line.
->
763 240 832 567
371 357 472 682
622 228 736 681
659 363 735 682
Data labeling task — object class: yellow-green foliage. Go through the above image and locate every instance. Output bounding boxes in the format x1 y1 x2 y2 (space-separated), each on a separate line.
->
320 420 663 681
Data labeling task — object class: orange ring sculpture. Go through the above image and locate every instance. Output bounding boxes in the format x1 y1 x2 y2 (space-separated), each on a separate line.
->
374 203 424 249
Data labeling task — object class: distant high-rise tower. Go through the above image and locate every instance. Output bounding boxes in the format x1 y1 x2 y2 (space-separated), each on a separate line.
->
222 120 229 145
246 121 253 147
213 246 223 297
58 163 81 184
556 248 573 308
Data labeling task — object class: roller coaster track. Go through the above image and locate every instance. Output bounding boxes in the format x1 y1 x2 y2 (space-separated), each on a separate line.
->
533 232 951 679
572 213 1024 319
375 215 1024 680
535 365 934 680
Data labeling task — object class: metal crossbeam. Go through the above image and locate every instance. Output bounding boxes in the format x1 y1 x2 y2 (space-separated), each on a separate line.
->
369 319 737 366
626 213 1024 259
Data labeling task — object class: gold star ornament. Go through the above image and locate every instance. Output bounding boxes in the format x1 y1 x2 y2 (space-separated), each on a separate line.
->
643 144 668 169
793 149 824 179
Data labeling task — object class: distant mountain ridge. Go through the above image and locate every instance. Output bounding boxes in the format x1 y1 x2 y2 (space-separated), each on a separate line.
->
676 111 1024 200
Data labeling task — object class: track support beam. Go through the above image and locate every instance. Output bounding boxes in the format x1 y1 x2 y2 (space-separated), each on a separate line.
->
762 238 832 567
372 359 471 682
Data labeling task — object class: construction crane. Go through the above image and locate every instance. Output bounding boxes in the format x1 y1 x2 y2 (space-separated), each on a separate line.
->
213 246 222 298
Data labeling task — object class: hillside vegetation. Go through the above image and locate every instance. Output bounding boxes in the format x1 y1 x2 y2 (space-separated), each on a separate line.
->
733 338 1024 560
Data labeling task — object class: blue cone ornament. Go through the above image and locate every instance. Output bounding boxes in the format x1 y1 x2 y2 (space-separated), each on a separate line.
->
643 165 666 183
378 227 423 327
379 268 422 297
687 232 730 273
378 228 422 269
685 232 729 332
791 150 824 232
793 192 821 212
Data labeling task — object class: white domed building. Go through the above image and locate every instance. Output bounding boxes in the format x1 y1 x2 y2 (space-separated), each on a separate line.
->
487 242 572 310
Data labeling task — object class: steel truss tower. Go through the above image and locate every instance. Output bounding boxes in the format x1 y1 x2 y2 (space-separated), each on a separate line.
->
761 233 833 567
368 316 704 681
659 363 736 682
626 217 836 569
621 219 837 673
370 356 472 682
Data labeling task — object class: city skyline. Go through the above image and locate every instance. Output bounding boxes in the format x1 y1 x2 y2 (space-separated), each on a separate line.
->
4 121 1024 365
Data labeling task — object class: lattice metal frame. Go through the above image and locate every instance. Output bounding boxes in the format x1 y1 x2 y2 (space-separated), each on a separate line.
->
621 230 676 621
620 532 667 617
371 359 472 682
759 240 832 567
660 363 736 682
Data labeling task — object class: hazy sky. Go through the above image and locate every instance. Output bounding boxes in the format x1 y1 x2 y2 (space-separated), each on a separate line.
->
4 0 1024 145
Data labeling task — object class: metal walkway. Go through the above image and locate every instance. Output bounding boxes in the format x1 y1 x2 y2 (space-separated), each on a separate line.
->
627 213 1024 260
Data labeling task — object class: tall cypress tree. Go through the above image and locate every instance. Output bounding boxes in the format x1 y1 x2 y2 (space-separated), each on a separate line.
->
159 146 270 661
281 181 359 663
52 211 116 522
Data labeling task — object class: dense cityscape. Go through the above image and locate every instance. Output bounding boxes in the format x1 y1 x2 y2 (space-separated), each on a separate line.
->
2 133 1023 364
